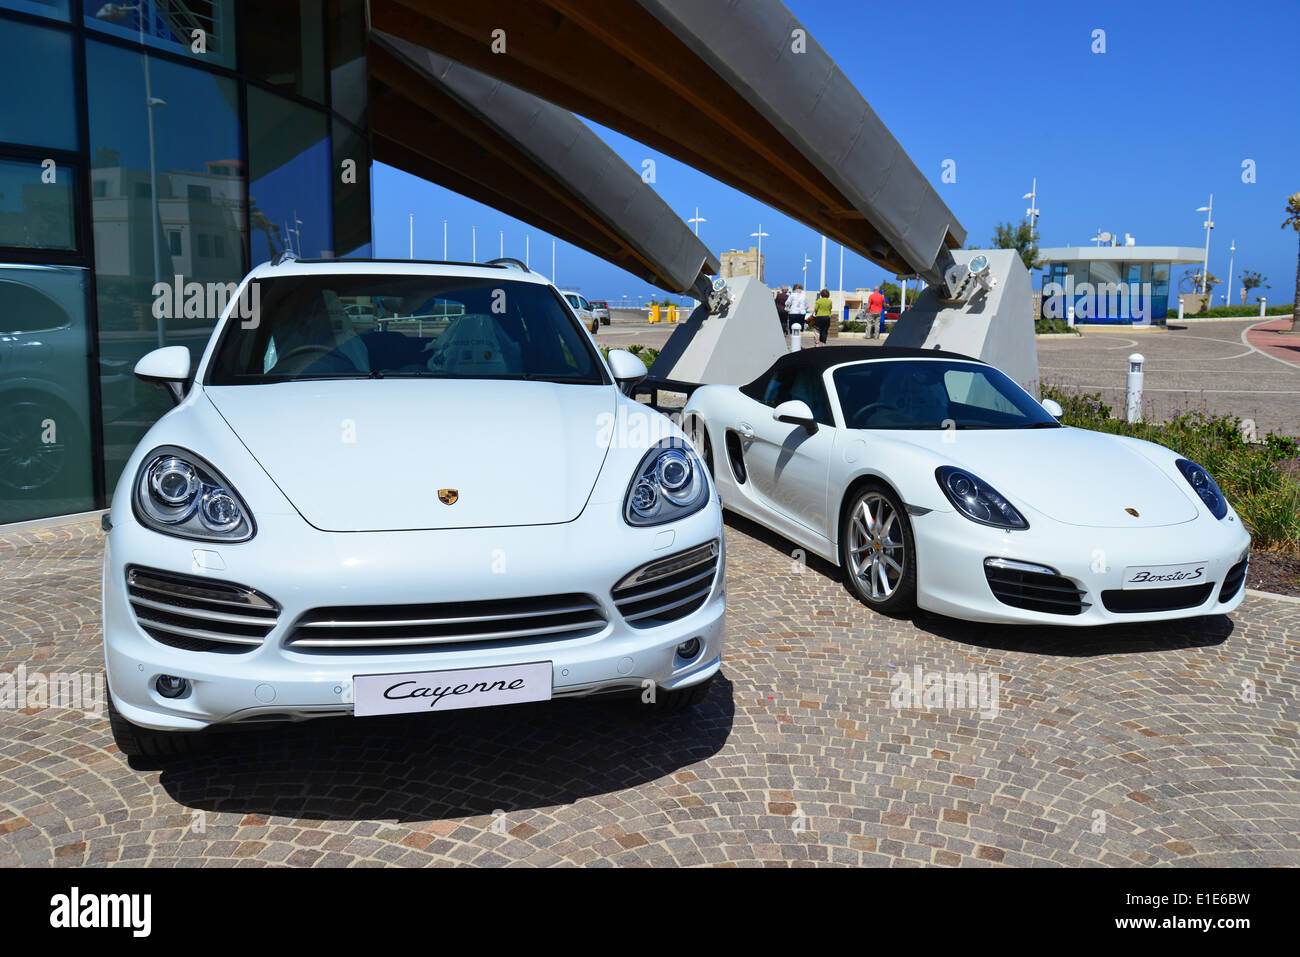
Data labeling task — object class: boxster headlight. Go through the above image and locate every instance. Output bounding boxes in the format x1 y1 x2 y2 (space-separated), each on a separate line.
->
134 447 255 542
936 466 1028 530
625 440 709 526
1175 458 1228 520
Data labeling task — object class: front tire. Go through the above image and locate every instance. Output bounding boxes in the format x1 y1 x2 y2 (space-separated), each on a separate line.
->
840 482 917 615
107 695 202 758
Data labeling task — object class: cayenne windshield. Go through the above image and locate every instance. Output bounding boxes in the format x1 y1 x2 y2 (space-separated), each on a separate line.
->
206 275 607 385
833 360 1059 430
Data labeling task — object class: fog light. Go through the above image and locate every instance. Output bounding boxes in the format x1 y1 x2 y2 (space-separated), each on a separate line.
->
676 638 701 659
156 675 189 698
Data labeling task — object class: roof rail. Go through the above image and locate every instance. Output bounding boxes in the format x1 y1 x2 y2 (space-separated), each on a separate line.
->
485 257 530 272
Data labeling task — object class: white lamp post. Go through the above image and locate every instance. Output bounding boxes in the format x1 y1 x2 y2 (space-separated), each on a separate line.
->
442 218 447 260
1196 194 1214 295
688 207 706 236
750 224 769 282
1023 178 1039 232
1225 239 1235 308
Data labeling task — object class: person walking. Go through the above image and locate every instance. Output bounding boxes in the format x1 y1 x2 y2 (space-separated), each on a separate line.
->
866 285 886 339
774 285 790 335
813 288 833 344
786 283 808 343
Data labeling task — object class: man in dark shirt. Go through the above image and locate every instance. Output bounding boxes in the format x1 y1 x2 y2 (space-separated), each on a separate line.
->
774 285 790 334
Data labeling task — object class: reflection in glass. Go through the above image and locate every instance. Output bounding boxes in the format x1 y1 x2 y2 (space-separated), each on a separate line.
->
0 158 76 249
0 0 69 20
87 39 245 493
332 119 370 257
327 0 367 126
0 265 95 523
0 20 78 149
85 0 236 69
245 0 325 101
248 87 332 262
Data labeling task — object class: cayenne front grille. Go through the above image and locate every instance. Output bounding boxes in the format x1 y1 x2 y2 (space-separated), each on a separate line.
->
126 566 279 653
983 558 1086 616
286 593 607 652
1219 556 1249 603
1101 583 1215 614
612 540 720 627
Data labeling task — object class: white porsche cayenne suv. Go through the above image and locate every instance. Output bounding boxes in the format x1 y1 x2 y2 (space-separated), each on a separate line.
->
102 258 724 757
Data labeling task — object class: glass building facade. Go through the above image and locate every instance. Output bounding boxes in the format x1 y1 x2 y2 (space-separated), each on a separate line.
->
1040 260 1172 324
0 0 371 523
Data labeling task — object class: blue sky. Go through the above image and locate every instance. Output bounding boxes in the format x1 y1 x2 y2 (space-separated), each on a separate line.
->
372 0 1298 304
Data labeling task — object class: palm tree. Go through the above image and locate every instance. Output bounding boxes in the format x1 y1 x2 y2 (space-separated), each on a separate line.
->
1284 192 1300 332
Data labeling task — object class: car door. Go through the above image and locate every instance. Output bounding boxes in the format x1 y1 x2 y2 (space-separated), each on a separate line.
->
741 366 837 538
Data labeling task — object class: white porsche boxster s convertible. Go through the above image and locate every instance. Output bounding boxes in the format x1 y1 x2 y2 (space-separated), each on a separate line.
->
682 347 1250 626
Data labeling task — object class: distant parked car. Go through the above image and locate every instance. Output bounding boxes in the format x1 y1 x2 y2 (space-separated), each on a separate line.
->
589 300 611 325
561 291 599 334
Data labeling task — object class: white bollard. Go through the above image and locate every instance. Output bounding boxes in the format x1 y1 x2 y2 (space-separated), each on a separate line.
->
1259 297 1267 318
789 322 803 351
1126 353 1144 423
1177 298 1184 321
1066 303 1075 328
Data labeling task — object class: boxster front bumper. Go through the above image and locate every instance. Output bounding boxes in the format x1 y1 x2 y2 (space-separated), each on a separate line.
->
911 506 1251 626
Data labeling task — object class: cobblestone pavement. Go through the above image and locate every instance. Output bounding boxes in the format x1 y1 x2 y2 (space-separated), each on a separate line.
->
2 517 1297 867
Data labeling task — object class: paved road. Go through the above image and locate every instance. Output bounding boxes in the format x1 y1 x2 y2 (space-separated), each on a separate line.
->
598 316 1300 438
2 518 1297 867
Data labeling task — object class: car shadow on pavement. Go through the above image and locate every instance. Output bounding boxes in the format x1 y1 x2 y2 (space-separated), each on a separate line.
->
909 609 1234 657
149 676 735 822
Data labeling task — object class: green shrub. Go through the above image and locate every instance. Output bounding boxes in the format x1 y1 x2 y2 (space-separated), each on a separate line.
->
1035 318 1083 335
1040 384 1300 552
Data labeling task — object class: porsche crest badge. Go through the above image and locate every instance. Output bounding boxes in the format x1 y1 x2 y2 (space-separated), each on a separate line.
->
438 489 459 505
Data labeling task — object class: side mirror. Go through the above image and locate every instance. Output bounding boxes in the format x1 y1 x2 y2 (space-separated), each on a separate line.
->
1041 398 1063 419
773 399 817 432
134 346 191 406
606 349 648 394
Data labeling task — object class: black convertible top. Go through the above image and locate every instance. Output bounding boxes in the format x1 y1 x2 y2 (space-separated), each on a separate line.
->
740 345 982 399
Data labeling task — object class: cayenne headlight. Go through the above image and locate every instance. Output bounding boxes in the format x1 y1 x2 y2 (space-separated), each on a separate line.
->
936 466 1029 530
133 447 255 542
1175 458 1227 520
624 440 709 527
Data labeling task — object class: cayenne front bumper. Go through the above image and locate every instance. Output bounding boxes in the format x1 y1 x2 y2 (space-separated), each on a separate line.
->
103 504 725 731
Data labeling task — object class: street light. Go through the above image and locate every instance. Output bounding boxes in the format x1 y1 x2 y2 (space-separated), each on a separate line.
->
801 252 811 288
1196 194 1214 295
1226 239 1235 307
750 224 769 282
1023 178 1039 232
97 2 167 347
688 207 706 236
442 218 447 259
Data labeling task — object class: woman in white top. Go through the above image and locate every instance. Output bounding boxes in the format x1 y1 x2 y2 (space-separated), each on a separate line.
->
785 284 808 337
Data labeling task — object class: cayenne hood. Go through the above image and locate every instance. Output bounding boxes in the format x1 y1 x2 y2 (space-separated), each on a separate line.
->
897 427 1199 528
205 381 614 531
